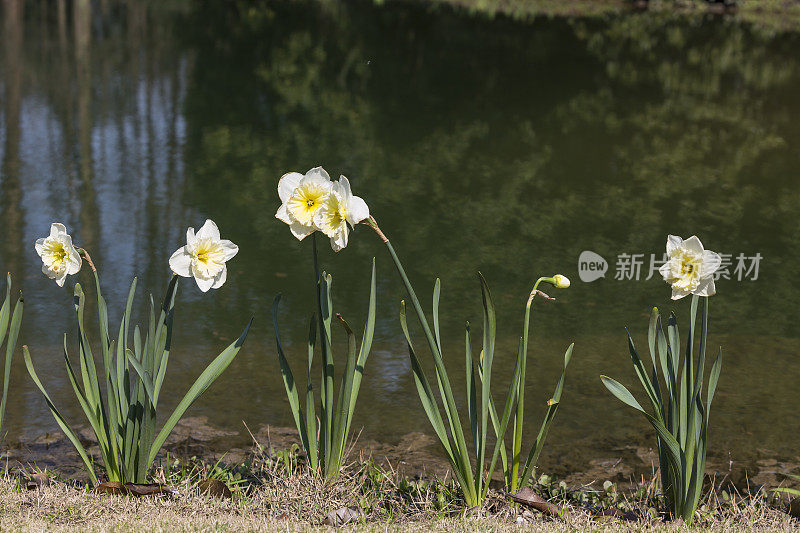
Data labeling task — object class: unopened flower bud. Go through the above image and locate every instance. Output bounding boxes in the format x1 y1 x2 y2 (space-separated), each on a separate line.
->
553 274 570 289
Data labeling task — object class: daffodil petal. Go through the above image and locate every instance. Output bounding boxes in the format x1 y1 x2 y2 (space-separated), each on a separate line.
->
55 269 68 287
35 238 45 256
196 219 221 242
194 274 215 293
278 172 303 203
331 227 348 252
347 195 370 225
338 175 352 198
666 235 682 255
169 248 193 277
67 250 82 274
218 240 239 261
681 235 705 255
694 277 716 297
275 204 292 224
671 287 689 300
304 166 331 187
186 227 197 247
50 223 67 238
701 250 721 277
211 265 228 289
289 220 315 241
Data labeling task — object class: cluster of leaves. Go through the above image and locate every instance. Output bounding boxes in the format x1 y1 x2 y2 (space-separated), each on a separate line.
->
272 241 377 482
24 271 252 486
602 297 721 524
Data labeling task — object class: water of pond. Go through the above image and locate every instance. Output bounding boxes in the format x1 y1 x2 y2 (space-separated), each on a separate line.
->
1 1 799 476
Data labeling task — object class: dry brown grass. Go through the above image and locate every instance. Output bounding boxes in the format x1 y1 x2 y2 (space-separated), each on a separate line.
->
0 457 797 533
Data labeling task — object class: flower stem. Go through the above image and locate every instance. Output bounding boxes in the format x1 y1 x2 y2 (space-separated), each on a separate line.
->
510 277 544 492
364 216 478 505
77 247 97 273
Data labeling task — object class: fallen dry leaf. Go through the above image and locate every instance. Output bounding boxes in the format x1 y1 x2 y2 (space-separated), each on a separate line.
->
507 487 561 516
96 482 176 497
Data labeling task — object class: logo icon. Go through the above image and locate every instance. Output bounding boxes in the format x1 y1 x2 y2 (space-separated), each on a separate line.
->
578 251 608 282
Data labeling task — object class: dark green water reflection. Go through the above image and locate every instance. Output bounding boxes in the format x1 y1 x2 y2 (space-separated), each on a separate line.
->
1 1 799 474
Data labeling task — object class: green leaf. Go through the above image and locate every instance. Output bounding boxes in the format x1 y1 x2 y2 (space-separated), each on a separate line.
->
272 295 311 461
24 346 99 486
465 322 478 461
433 279 442 353
148 318 252 466
520 343 574 488
329 313 357 478
476 272 496 495
399 301 455 464
601 375 644 414
126 349 155 403
305 313 318 471
341 259 377 456
0 283 22 440
625 329 664 422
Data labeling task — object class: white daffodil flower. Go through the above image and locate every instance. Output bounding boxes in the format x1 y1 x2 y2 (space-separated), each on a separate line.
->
35 223 82 287
313 175 370 252
169 219 238 292
658 235 721 300
275 167 332 240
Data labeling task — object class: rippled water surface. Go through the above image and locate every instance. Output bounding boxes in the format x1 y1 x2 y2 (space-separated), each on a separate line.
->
1 1 799 472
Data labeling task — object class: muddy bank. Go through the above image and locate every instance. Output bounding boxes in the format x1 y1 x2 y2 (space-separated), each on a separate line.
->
3 417 799 495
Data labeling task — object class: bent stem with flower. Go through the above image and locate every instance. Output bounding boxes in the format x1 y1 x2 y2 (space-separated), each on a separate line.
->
361 216 574 505
25 222 251 485
503 274 573 494
273 168 376 481
601 234 723 524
